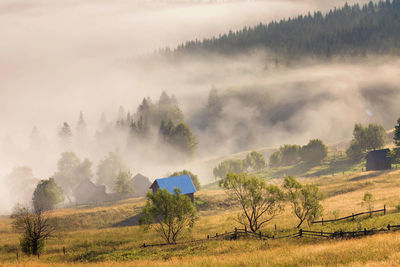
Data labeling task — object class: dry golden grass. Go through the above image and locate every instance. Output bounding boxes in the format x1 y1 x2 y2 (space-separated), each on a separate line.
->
2 169 400 266
3 231 400 266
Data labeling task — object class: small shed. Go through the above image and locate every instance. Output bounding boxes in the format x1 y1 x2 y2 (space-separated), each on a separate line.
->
73 179 109 204
150 175 197 202
366 149 391 171
130 173 152 197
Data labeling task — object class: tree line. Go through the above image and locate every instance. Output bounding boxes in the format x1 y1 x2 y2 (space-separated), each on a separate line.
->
213 139 328 179
173 0 400 59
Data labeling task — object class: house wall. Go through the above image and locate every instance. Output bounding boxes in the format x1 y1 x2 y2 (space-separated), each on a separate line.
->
185 193 194 202
150 182 159 194
366 151 392 171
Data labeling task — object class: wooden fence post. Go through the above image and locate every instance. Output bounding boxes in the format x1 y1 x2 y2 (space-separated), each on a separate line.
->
259 231 262 239
245 226 247 234
388 224 391 231
299 229 303 237
207 235 209 239
216 233 218 238
63 246 66 255
234 228 238 239
143 243 146 248
364 228 367 236
384 205 386 215
321 230 323 236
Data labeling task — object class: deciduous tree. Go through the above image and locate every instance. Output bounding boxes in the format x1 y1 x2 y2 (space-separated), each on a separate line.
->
113 171 135 196
140 188 197 244
300 139 328 165
11 206 55 258
283 176 324 228
219 173 284 232
32 178 64 211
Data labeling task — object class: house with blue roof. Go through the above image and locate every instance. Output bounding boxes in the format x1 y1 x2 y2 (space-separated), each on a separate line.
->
150 174 197 202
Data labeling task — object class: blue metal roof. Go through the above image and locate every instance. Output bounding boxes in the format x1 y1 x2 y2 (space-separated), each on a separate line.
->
155 175 197 195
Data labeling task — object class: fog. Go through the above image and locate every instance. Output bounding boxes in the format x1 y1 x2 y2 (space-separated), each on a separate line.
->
0 0 397 213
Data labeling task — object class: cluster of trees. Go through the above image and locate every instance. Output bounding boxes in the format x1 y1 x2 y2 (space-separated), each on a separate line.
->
96 152 128 191
159 121 198 157
219 174 324 231
213 151 266 179
54 152 93 201
54 151 138 199
174 1 400 58
55 91 198 161
346 123 386 161
270 139 328 167
127 92 198 157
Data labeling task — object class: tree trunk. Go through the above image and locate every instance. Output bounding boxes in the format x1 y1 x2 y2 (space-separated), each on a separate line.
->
297 219 305 228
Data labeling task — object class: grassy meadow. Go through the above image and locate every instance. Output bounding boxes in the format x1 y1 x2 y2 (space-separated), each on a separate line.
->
2 169 400 266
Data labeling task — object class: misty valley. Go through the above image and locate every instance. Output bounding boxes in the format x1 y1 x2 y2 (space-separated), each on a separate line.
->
1 0 400 266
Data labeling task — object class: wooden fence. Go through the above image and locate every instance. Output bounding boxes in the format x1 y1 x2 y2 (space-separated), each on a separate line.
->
301 224 400 239
141 223 400 247
311 206 386 224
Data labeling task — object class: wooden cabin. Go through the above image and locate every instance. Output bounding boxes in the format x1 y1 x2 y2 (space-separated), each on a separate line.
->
150 175 197 202
366 149 391 171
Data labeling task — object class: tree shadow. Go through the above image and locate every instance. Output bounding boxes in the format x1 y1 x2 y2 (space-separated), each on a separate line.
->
350 170 393 181
111 213 142 227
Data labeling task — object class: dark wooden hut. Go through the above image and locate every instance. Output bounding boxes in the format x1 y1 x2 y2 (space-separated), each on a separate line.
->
366 149 391 171
73 179 110 204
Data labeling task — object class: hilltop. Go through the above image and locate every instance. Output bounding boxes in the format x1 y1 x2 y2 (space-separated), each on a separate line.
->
174 0 400 58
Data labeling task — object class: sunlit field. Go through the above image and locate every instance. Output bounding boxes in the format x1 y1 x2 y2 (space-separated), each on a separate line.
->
2 169 400 266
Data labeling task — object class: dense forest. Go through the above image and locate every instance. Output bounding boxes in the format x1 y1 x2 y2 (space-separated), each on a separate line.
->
174 0 400 57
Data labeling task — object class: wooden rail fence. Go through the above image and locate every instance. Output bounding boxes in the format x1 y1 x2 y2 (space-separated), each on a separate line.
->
141 222 400 247
311 206 386 224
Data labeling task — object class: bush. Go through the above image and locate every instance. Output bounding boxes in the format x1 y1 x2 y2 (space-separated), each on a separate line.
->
300 139 328 165
244 151 266 171
269 151 282 167
280 145 301 166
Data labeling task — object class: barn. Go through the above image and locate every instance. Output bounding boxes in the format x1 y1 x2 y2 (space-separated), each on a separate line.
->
73 179 110 204
150 175 197 202
366 149 392 171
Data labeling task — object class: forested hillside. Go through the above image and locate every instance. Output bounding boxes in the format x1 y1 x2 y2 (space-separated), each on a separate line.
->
175 0 400 57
